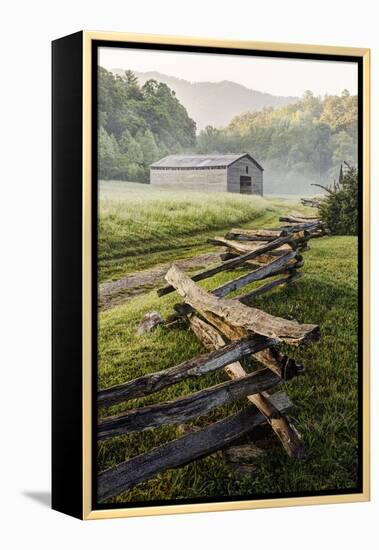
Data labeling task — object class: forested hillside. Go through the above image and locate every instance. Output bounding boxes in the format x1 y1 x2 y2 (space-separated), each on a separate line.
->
112 69 298 130
98 67 196 181
197 90 358 194
99 67 357 194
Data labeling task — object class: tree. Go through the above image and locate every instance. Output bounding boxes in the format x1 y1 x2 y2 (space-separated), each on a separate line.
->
339 164 344 185
137 129 159 166
318 163 358 235
119 129 144 165
123 70 143 100
98 127 119 179
196 91 358 192
331 131 356 165
97 68 196 181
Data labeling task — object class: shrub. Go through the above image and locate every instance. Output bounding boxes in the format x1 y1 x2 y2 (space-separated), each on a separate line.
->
318 163 358 235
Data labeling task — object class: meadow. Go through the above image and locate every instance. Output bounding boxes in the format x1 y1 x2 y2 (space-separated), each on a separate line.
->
98 181 302 282
97 181 359 504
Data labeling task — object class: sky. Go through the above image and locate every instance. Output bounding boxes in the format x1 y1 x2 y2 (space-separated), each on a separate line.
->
99 46 358 97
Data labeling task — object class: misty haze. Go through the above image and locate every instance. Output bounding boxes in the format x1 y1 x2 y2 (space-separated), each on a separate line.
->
100 65 357 195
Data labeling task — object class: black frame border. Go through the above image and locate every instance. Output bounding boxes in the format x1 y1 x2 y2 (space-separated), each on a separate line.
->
52 31 84 519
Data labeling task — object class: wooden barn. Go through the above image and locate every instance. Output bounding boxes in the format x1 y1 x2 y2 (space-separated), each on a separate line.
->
150 154 263 195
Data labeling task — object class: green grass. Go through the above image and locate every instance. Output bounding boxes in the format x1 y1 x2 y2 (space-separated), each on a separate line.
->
98 181 311 282
97 233 359 504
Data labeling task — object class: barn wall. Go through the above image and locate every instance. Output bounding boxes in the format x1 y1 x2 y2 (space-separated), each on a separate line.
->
150 168 228 191
227 158 263 195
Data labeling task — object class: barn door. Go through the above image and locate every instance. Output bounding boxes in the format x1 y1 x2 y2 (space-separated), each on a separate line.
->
239 176 251 194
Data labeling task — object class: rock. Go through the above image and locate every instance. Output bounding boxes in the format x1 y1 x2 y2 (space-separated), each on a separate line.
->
223 443 266 464
233 463 259 480
137 311 164 335
223 441 268 479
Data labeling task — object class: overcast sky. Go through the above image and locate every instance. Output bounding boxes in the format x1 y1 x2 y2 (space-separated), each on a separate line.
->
99 46 358 97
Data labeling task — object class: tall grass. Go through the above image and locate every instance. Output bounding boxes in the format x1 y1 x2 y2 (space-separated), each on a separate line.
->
98 181 287 281
98 236 359 504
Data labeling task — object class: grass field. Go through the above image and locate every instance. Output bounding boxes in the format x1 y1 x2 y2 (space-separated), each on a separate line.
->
99 181 304 282
97 181 359 504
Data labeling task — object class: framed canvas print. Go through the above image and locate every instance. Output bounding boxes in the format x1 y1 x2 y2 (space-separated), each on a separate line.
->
52 31 370 520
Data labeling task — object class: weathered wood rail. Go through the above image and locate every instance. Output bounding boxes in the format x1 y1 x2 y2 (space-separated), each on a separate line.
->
157 233 301 296
98 334 275 407
98 391 292 501
97 213 325 501
166 264 319 345
300 197 323 209
98 367 283 439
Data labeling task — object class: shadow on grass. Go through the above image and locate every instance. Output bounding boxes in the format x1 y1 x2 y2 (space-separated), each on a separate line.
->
244 277 357 317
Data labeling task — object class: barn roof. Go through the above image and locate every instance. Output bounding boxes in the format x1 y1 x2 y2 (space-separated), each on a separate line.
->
150 153 263 170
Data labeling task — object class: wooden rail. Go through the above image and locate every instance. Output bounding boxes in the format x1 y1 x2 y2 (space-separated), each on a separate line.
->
157 234 299 297
98 334 276 408
165 265 319 346
98 392 292 501
98 367 283 439
300 197 323 208
211 249 299 298
188 314 305 458
97 213 325 500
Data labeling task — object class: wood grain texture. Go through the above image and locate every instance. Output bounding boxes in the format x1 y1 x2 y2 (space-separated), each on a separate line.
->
97 391 292 501
188 315 305 457
225 228 286 241
165 265 320 345
224 228 311 244
211 249 298 298
238 271 303 303
157 234 297 297
208 236 292 254
98 367 282 439
98 334 278 408
173 304 304 381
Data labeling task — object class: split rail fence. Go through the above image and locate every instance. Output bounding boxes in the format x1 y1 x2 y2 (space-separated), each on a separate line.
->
300 197 324 209
97 213 325 501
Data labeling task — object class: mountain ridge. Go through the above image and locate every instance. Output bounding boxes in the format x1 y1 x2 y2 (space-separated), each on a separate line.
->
111 69 298 130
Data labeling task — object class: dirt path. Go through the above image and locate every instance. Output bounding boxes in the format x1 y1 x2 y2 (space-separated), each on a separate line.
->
99 252 221 311
98 208 312 312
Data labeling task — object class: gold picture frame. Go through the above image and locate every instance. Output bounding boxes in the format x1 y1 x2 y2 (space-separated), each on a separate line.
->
52 31 370 520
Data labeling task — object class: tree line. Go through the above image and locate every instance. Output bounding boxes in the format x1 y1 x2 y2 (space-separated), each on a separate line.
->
98 67 196 181
98 68 357 191
197 90 357 191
